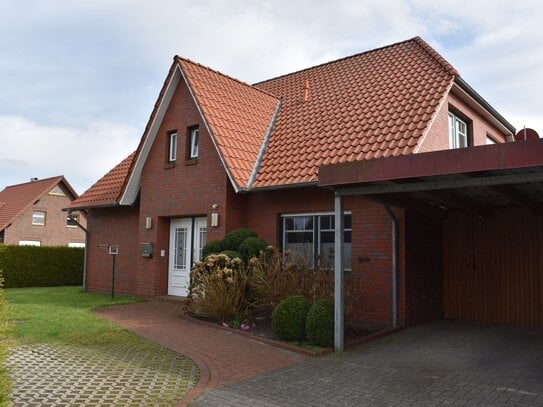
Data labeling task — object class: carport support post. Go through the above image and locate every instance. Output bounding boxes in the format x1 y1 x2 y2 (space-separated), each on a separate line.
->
334 192 345 352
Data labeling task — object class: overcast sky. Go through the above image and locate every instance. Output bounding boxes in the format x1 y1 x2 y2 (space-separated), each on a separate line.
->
1 0 542 194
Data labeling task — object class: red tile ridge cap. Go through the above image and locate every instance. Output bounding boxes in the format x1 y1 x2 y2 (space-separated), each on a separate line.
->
253 36 458 87
2 175 63 191
174 56 280 100
412 36 460 77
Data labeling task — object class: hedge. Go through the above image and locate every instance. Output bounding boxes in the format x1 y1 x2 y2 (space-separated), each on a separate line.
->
0 245 84 288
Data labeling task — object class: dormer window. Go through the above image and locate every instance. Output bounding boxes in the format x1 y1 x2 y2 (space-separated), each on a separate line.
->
448 112 469 149
168 131 178 162
188 127 199 159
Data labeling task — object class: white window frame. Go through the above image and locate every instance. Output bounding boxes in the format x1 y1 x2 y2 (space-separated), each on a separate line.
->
168 132 178 162
19 240 41 246
189 127 199 159
281 211 352 270
68 242 85 248
448 112 468 149
49 186 66 196
486 135 496 144
32 210 46 226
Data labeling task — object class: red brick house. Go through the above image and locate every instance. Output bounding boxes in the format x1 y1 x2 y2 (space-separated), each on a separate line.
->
70 37 517 328
0 176 86 247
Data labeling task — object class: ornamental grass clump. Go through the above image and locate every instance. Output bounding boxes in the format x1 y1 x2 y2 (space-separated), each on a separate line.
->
187 253 258 322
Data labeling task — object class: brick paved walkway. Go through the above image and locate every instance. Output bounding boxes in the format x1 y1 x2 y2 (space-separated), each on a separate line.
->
191 321 543 406
96 302 308 405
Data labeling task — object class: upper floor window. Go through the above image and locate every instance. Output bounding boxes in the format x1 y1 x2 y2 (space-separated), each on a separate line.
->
67 213 79 228
32 210 46 226
168 131 178 162
49 186 66 196
486 134 497 144
188 127 199 159
448 112 468 149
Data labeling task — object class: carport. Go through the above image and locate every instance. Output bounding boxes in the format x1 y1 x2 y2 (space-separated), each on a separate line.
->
320 139 543 351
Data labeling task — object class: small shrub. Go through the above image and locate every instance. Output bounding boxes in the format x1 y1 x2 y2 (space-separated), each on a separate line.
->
238 237 268 262
202 240 224 258
221 229 257 251
220 250 241 260
271 295 312 341
306 299 334 347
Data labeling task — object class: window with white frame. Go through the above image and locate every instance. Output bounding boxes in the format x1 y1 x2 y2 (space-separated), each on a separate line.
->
168 132 178 162
282 213 352 270
486 134 496 144
32 210 46 225
49 186 66 196
19 240 41 246
67 213 79 228
189 127 199 159
448 112 468 149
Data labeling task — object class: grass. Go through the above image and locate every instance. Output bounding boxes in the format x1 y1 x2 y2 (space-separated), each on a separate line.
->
6 286 140 346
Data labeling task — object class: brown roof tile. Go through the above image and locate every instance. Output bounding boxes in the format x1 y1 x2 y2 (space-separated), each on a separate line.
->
251 37 455 187
0 176 70 231
69 152 135 209
177 57 280 188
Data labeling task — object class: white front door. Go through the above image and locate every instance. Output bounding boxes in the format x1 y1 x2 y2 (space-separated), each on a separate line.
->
168 217 207 296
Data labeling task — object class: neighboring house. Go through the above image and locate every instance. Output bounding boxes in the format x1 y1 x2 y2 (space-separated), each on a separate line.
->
70 37 517 328
0 176 86 247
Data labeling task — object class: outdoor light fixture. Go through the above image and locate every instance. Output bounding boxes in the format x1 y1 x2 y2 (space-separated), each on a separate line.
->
211 203 219 227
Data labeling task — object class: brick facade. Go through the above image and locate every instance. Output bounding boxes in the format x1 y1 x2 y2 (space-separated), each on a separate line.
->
84 80 512 327
3 188 86 246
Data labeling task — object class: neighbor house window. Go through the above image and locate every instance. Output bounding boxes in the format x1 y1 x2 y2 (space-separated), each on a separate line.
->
448 112 469 149
282 213 352 270
19 240 40 246
168 131 178 162
67 214 79 228
32 210 46 225
68 242 85 248
188 127 199 159
49 186 66 196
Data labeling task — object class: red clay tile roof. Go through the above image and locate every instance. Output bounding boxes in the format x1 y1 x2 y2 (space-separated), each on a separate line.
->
69 152 135 209
250 37 455 187
177 57 280 188
77 36 461 205
0 176 67 231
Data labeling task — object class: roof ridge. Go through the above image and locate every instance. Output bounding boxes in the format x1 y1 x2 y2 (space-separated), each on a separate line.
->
2 175 63 191
412 36 459 77
253 36 423 86
175 56 280 100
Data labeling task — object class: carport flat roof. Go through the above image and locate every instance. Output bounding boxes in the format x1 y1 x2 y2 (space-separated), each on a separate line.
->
319 139 543 212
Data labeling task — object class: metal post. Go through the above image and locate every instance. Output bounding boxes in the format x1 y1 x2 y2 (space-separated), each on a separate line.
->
111 247 116 299
334 192 344 352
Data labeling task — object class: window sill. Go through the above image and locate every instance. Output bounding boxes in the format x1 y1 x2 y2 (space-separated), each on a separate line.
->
185 159 198 166
164 162 176 169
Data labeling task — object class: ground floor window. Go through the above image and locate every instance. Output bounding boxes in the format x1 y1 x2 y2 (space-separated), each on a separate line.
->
282 212 352 270
19 240 41 246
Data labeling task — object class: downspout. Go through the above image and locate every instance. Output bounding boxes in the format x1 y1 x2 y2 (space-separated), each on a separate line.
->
67 210 88 290
383 204 399 328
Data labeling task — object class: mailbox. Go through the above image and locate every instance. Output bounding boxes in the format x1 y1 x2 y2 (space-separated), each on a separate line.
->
140 242 153 258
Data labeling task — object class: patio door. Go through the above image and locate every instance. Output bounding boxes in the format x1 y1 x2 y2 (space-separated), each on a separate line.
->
168 217 207 296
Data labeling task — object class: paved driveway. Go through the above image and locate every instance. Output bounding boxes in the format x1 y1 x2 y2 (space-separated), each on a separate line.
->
191 321 543 406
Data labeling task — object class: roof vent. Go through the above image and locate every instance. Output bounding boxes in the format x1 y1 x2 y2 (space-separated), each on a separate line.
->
303 79 309 102
30 177 38 182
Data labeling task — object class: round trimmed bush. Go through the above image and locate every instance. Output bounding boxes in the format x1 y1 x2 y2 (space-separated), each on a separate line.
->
306 299 334 347
238 237 268 261
202 240 224 258
222 229 257 251
221 250 241 260
271 295 312 341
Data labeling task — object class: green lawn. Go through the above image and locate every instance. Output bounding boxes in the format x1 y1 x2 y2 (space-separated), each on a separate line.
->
6 286 140 346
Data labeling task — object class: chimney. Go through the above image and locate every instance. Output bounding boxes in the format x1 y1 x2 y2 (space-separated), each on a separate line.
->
30 177 38 182
303 80 309 102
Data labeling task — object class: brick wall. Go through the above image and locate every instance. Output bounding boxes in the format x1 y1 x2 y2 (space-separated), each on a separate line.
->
85 206 139 295
419 89 508 153
3 190 86 246
404 211 443 323
135 78 240 296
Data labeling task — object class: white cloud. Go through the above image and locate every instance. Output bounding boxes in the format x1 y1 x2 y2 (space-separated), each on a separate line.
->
0 116 137 193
